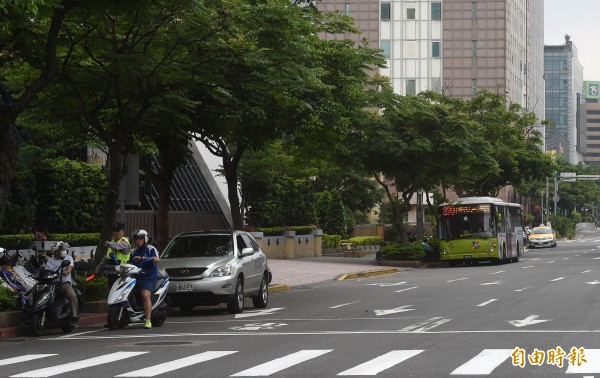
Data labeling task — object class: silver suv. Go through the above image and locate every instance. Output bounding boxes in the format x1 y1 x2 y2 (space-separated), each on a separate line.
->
158 230 271 314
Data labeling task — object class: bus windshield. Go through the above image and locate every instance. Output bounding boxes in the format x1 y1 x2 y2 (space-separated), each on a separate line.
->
439 204 495 240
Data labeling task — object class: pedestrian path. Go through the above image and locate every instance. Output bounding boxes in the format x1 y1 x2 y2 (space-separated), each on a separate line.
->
0 348 593 376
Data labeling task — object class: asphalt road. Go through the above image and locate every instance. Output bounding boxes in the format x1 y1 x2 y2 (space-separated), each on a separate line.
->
3 234 600 377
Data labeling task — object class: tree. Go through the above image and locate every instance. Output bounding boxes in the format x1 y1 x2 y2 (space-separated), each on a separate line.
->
0 0 76 228
193 1 385 229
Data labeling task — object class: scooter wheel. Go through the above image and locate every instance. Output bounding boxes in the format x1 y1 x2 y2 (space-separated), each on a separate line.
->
61 321 74 334
151 310 167 327
30 312 45 337
107 305 127 330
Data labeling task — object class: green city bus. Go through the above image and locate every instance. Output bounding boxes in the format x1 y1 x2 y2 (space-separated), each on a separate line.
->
438 197 524 266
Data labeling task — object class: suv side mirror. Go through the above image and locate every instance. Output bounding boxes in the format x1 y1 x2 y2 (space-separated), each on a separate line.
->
241 247 254 257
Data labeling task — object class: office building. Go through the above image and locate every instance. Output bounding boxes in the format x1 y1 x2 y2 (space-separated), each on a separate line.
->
544 35 584 164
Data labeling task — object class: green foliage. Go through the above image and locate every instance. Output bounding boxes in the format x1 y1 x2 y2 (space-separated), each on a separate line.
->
0 286 17 311
570 211 582 224
0 233 100 249
347 236 382 246
316 190 348 237
380 242 425 261
322 234 341 249
33 158 107 234
74 275 108 302
549 215 575 239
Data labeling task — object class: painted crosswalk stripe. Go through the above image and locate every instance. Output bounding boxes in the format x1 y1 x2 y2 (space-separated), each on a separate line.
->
338 350 423 375
566 349 600 373
11 352 147 377
116 351 237 377
231 350 332 376
450 349 513 375
0 355 55 366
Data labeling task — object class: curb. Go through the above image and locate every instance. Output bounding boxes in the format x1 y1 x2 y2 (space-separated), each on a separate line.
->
0 312 106 340
336 268 399 281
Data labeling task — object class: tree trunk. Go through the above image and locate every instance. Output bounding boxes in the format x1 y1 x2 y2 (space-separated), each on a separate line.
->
155 153 175 252
0 111 19 228
94 143 126 264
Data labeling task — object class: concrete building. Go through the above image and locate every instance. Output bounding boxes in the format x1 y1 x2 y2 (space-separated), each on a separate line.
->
582 81 600 164
316 0 545 122
544 35 584 164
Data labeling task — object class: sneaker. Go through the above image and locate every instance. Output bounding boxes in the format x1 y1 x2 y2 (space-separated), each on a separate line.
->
144 320 152 329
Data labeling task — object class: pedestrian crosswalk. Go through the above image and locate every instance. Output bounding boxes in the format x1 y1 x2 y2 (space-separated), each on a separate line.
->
0 348 594 376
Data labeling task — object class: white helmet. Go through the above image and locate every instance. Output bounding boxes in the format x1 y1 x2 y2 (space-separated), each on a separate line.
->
51 241 70 258
131 229 149 244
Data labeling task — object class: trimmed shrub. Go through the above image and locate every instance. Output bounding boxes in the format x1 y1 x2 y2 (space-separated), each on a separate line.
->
322 234 341 249
348 236 382 246
256 226 314 236
74 274 108 302
380 242 425 261
0 286 17 311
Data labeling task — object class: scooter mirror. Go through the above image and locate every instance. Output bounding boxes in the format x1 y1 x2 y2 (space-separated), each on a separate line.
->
60 259 71 268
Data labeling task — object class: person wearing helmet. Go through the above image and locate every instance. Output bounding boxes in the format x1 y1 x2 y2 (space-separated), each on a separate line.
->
129 229 160 329
45 241 78 326
95 222 131 290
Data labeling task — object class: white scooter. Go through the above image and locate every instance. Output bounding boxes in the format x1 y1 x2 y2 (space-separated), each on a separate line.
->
106 260 169 330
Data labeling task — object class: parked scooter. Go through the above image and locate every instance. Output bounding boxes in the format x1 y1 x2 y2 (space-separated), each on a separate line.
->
0 249 29 309
106 259 169 330
22 259 84 336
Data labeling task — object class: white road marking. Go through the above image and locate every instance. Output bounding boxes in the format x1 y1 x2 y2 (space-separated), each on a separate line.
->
593 257 600 260
581 270 591 273
231 350 332 376
489 271 504 275
401 317 451 332
451 349 513 375
585 280 600 285
566 349 600 373
338 350 423 375
235 308 284 319
480 281 504 286
11 352 147 377
522 265 535 269
116 351 236 377
231 323 288 331
374 305 415 316
547 261 555 263
477 299 498 307
365 282 406 287
550 277 565 282
395 286 419 293
446 278 468 282
515 286 533 292
0 355 55 366
507 314 551 328
330 301 360 309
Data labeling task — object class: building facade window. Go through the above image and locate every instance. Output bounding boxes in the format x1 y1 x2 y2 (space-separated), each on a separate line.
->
344 3 350 16
472 40 477 57
407 7 415 20
406 80 416 96
431 2 441 20
472 2 477 19
381 2 390 21
471 79 477 96
380 40 391 58
432 41 440 58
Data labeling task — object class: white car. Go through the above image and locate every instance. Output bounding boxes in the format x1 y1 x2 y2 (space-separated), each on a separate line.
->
158 230 271 314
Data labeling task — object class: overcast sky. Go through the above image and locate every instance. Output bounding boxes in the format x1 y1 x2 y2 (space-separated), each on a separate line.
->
545 0 600 80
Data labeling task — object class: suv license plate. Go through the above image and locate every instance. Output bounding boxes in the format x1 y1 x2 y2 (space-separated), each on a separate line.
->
176 283 193 292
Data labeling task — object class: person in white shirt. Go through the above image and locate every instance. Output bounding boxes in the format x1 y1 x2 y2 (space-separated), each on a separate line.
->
45 241 78 325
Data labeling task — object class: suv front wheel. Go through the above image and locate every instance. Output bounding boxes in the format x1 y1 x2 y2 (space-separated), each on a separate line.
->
227 277 244 314
252 274 268 309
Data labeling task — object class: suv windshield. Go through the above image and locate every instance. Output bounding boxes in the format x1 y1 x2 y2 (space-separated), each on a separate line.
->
162 235 233 258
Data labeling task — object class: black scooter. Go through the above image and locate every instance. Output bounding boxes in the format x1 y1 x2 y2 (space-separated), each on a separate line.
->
22 259 84 336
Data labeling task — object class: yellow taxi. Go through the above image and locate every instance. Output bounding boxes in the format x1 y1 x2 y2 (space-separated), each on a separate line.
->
527 225 557 248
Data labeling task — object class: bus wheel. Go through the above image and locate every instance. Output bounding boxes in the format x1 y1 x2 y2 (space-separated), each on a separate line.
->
512 244 520 262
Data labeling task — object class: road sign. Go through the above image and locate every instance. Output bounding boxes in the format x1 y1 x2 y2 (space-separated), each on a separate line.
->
559 172 576 182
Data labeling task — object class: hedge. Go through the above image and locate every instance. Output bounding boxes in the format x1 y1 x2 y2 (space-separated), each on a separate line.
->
347 236 382 246
380 242 425 261
0 233 100 249
322 234 341 249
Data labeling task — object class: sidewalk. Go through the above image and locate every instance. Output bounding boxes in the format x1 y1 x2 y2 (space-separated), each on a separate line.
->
0 254 402 339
